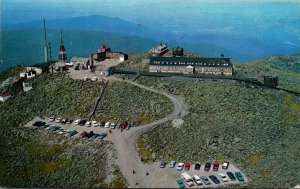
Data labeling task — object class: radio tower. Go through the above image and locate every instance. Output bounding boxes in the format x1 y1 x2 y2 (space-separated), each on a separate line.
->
43 18 49 63
58 29 67 63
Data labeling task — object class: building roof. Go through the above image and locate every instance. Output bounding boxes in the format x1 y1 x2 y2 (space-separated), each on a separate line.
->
0 92 12 97
149 56 232 67
54 62 66 67
70 57 89 64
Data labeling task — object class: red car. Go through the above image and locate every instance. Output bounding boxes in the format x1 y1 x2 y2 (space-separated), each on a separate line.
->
184 162 191 170
120 121 128 129
213 160 219 171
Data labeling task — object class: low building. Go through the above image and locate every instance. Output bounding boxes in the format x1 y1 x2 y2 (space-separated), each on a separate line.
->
149 56 233 75
0 92 12 102
20 71 36 78
23 81 33 92
52 62 67 72
95 44 128 62
26 67 42 75
106 52 128 61
149 43 169 56
70 57 90 69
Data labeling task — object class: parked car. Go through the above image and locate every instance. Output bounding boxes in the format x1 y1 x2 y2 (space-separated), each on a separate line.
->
40 125 49 129
222 162 229 170
160 160 166 168
55 117 62 123
104 122 110 128
213 160 219 171
49 116 55 122
88 131 95 138
235 172 244 182
92 121 98 127
116 123 121 129
68 130 78 137
176 179 185 189
99 121 105 127
227 172 236 181
74 119 81 125
79 119 86 126
110 122 116 129
91 134 100 139
217 173 228 182
125 123 131 130
177 163 184 171
170 160 176 168
120 121 127 129
86 121 91 127
66 119 73 124
204 162 211 171
200 176 211 185
99 133 107 139
184 180 194 187
80 131 89 138
58 130 67 134
184 162 191 171
194 162 201 170
32 121 46 127
193 175 203 185
209 175 220 184
61 118 67 124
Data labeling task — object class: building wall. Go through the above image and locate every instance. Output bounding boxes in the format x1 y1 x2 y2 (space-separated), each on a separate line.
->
0 96 10 102
149 65 233 75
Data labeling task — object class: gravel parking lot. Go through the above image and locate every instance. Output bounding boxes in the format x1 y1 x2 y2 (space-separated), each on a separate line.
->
67 59 122 81
25 117 247 188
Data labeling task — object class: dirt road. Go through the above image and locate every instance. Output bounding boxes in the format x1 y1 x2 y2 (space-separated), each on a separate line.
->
108 76 186 188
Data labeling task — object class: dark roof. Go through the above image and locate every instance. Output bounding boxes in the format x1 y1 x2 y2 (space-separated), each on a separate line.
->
149 57 232 67
0 92 12 97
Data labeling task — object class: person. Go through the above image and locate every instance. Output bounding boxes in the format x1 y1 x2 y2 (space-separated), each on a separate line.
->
133 170 135 174
109 129 112 133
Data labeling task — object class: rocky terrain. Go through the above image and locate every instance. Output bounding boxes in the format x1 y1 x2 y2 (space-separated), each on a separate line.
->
136 75 300 188
95 80 173 126
0 71 126 187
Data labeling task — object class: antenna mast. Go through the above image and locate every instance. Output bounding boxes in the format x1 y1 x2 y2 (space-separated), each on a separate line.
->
43 18 49 63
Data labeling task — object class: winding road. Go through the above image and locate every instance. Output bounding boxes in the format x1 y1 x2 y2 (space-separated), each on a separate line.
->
108 76 186 188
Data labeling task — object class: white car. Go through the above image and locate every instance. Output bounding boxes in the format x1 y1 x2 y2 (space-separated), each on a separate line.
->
86 121 91 127
222 162 229 170
55 118 62 123
193 175 203 185
58 130 67 134
105 122 110 128
49 116 55 122
185 180 194 187
74 119 81 125
177 163 184 171
217 173 229 182
92 121 98 127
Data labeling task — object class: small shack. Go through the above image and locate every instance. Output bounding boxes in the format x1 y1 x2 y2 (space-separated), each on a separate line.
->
0 92 12 102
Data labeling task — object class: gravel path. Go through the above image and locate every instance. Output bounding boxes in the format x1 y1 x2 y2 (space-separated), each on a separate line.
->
108 76 186 188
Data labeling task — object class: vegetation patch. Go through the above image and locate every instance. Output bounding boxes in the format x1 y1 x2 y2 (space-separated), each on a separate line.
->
95 81 173 126
0 71 125 188
136 76 300 188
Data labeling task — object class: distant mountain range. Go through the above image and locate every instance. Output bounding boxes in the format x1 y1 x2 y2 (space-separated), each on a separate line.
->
1 15 300 71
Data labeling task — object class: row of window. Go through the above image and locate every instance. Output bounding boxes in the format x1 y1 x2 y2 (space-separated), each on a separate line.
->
150 66 232 72
152 61 229 66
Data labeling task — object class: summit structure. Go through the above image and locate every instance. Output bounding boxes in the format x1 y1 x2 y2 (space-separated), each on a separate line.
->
58 29 67 63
